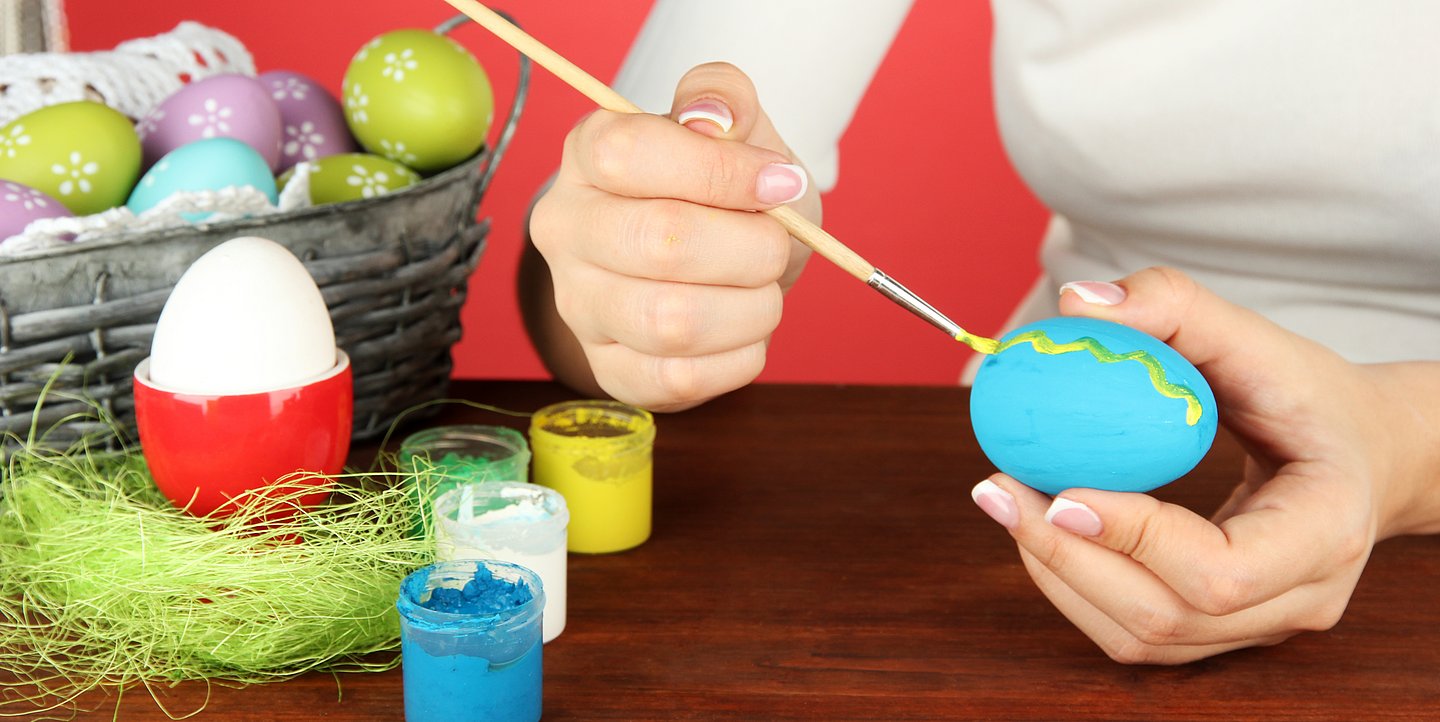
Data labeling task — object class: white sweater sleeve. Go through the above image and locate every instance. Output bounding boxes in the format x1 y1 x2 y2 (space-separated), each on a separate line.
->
610 0 913 192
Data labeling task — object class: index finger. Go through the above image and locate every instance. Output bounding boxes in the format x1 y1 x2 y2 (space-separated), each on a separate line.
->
558 110 808 210
1054 471 1371 616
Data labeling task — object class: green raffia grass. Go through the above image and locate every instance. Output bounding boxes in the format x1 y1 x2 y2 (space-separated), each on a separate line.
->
0 435 436 719
0 390 535 719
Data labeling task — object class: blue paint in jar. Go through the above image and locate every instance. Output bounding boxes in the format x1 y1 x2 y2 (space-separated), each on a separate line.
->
397 559 545 722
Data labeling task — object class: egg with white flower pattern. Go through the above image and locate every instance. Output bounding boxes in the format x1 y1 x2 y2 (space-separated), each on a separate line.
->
341 29 493 173
280 152 420 206
0 101 141 215
0 180 73 240
258 70 357 173
137 74 283 172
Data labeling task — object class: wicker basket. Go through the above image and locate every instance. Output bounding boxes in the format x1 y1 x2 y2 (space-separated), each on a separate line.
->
0 14 531 447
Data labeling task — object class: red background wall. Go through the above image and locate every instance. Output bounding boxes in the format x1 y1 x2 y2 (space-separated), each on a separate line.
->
63 0 1048 386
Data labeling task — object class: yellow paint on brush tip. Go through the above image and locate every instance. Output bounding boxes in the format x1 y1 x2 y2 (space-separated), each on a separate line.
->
957 330 1204 426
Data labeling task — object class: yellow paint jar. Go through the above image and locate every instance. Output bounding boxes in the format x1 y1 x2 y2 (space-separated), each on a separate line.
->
528 401 654 554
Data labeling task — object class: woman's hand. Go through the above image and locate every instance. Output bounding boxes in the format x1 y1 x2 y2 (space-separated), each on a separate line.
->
969 266 1440 663
522 62 820 412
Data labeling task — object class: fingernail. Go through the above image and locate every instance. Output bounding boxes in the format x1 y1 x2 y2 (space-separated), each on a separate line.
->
756 163 808 205
677 99 734 133
1045 497 1103 536
971 479 1019 530
1060 281 1127 306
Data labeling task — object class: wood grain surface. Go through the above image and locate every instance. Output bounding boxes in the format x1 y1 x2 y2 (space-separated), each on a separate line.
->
8 381 1438 720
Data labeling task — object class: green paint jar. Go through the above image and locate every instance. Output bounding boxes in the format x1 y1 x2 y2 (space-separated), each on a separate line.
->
399 425 531 535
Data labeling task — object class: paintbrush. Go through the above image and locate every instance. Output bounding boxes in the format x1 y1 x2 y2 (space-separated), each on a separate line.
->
441 0 978 346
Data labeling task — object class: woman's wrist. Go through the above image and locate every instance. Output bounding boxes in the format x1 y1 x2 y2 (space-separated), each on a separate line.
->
1368 361 1440 538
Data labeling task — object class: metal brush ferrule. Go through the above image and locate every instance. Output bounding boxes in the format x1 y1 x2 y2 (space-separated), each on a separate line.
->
865 269 964 339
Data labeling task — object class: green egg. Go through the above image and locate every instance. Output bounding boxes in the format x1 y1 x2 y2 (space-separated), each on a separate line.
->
0 101 142 215
287 152 421 205
341 28 494 174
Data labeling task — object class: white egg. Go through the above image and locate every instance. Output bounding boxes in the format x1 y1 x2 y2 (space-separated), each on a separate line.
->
149 236 337 395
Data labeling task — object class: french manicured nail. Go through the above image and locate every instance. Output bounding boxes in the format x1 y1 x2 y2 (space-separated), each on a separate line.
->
971 479 1019 530
1060 281 1127 306
756 163 808 205
1045 497 1103 536
677 99 734 133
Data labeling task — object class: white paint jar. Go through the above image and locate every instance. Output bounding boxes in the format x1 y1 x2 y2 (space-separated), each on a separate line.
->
432 481 569 643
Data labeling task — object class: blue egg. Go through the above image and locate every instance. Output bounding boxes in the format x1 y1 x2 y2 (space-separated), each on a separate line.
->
126 137 278 221
970 316 1218 495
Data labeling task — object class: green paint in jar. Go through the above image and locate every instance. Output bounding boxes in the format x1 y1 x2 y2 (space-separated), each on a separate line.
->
399 425 531 535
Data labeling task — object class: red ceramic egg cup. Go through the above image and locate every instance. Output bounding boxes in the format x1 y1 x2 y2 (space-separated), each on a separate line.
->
133 351 353 521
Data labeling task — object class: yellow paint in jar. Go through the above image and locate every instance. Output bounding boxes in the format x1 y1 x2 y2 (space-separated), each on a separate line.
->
528 400 655 554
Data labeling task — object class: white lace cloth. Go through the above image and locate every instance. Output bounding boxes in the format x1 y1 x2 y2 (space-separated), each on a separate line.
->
0 162 314 256
0 20 254 126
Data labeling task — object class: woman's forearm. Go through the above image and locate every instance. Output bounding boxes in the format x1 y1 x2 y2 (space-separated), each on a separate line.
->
516 232 605 398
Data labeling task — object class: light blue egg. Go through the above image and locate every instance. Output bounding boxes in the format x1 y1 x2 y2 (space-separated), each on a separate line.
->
970 317 1218 495
126 137 278 221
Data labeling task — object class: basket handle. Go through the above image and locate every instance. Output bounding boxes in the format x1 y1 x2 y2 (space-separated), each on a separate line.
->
436 10 531 216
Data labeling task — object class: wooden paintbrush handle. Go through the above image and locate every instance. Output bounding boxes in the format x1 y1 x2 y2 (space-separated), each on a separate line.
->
764 206 875 281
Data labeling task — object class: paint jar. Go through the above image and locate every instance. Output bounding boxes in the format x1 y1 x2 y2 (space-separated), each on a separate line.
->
399 425 530 535
433 482 569 643
528 400 655 554
397 559 544 722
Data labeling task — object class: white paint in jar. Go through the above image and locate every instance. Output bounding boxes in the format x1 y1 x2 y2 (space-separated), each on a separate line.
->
433 481 570 643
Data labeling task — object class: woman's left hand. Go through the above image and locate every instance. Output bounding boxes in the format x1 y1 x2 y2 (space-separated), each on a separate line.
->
970 267 1440 664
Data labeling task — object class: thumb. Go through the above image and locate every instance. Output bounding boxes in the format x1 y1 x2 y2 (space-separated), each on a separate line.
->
668 62 819 287
1056 266 1334 392
669 61 797 165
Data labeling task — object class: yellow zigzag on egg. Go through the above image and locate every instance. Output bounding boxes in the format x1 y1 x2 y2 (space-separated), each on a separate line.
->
957 330 1204 426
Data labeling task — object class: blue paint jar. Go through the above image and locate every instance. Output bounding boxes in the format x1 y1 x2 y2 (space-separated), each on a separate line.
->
396 559 544 722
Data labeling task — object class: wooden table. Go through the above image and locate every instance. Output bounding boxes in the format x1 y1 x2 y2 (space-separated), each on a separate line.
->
18 381 1440 720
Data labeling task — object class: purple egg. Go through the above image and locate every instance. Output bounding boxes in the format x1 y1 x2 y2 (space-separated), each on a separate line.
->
137 74 284 172
259 70 358 173
0 180 73 240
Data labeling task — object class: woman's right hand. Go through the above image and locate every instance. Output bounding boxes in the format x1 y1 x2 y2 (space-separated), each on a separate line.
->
524 62 821 412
